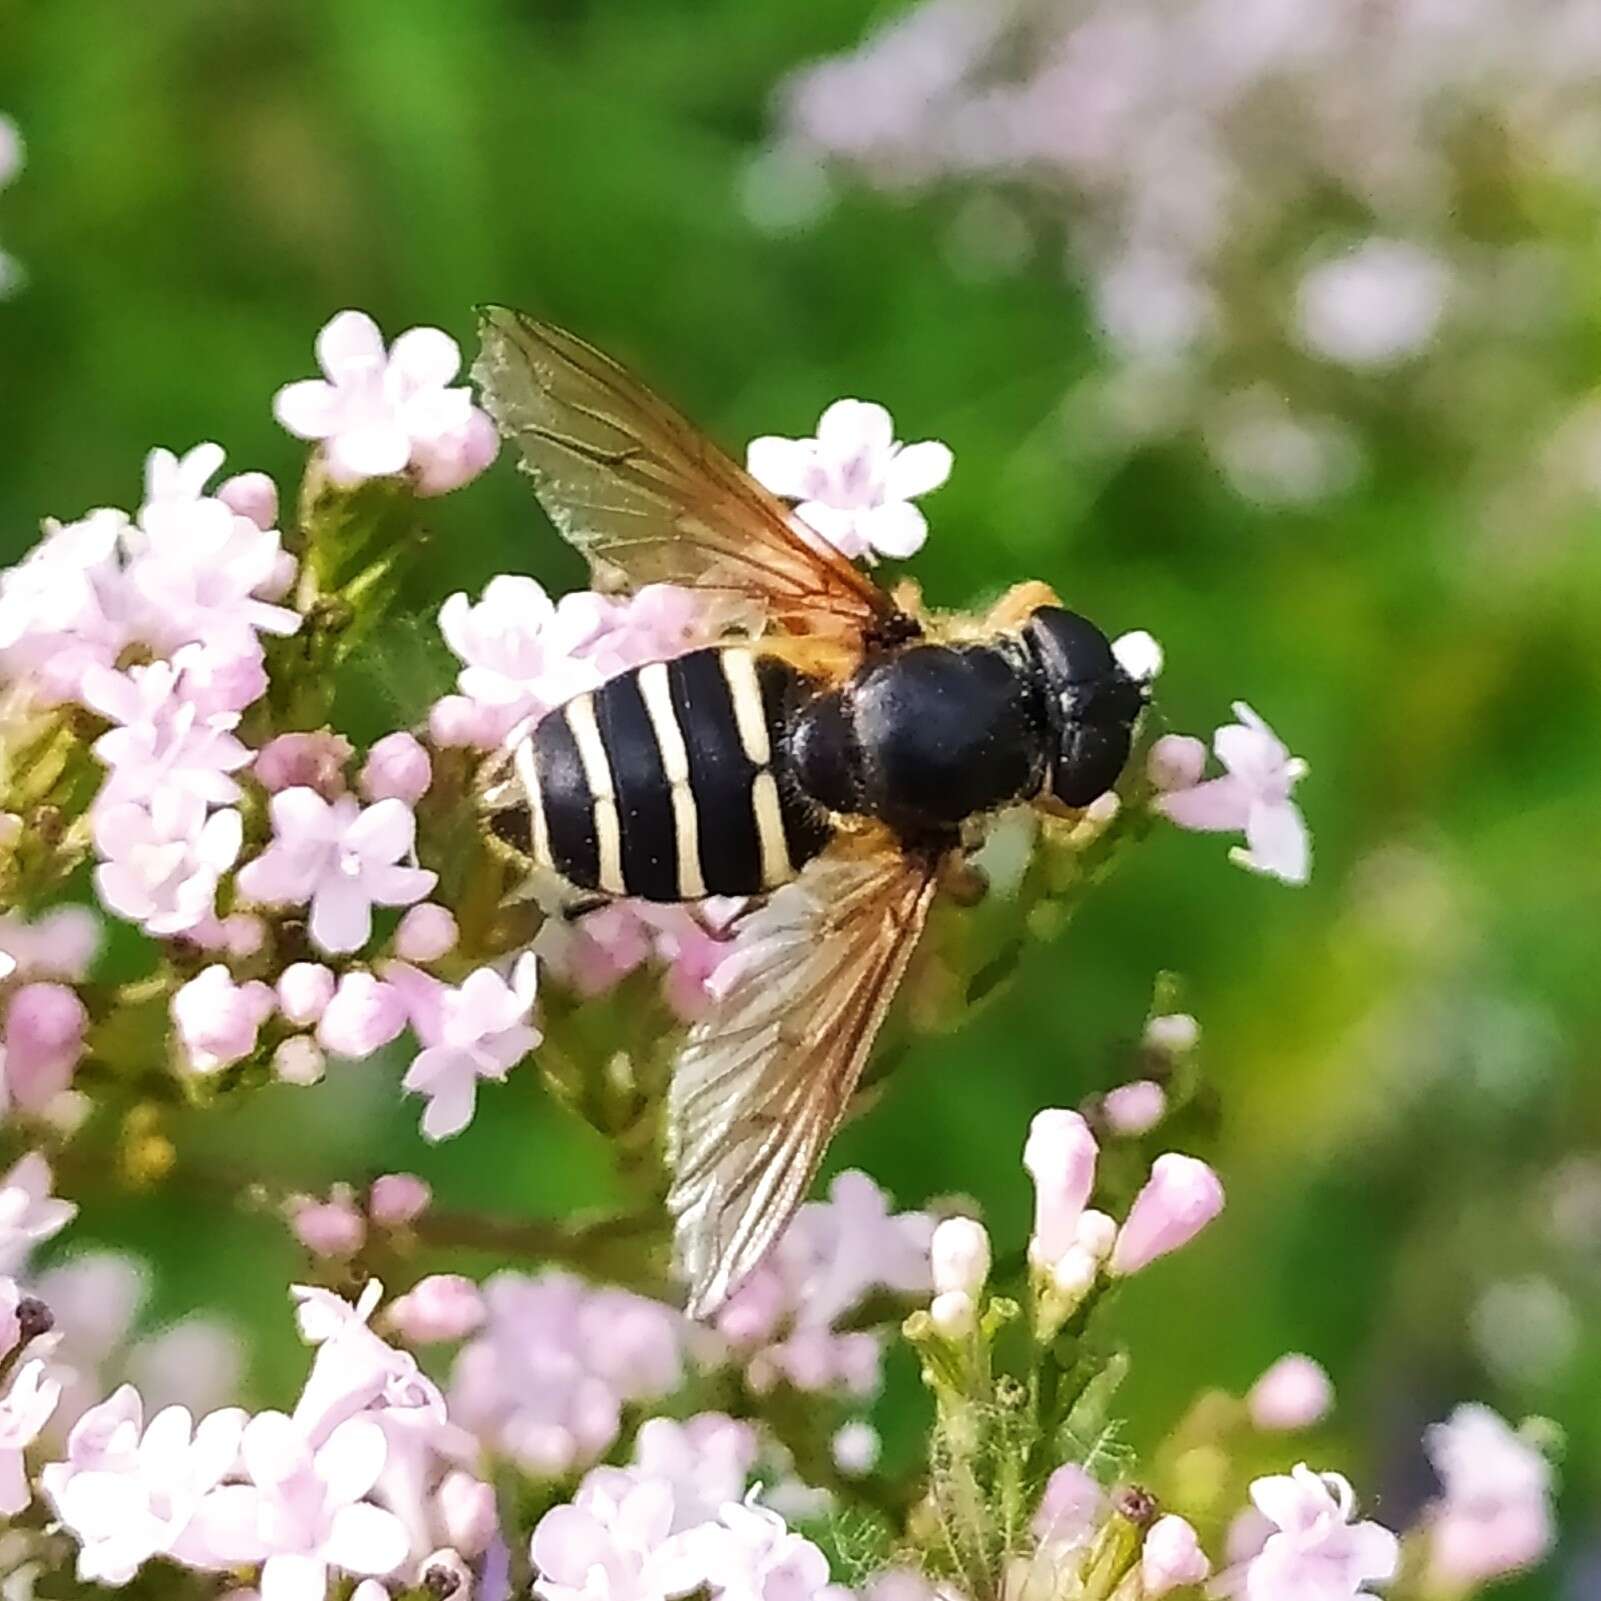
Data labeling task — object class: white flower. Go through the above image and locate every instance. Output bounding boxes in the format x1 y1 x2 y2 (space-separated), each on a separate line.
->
187 1411 411 1601
390 958 541 1140
92 792 243 935
82 660 253 810
274 310 496 495
0 1361 61 1516
747 398 952 561
40 1385 246 1585
142 442 228 512
0 1153 77 1274
1154 702 1310 885
1242 1464 1398 1601
237 790 437 956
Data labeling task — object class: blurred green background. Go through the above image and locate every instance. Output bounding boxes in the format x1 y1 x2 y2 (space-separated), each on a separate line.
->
2 2 1598 1592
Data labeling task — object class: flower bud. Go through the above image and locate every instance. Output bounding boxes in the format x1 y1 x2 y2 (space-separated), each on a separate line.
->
931 1216 991 1299
1049 1245 1098 1301
369 1172 431 1226
3 982 88 1109
317 971 407 1058
929 1290 976 1337
1074 1209 1118 1261
419 1548 472 1600
1023 1109 1099 1266
220 914 266 958
217 470 279 530
1034 1463 1104 1544
1141 1514 1211 1597
361 731 432 805
1144 1012 1200 1056
394 903 458 962
254 732 352 798
289 1193 366 1258
388 1274 485 1343
436 1470 498 1558
1247 1353 1333 1431
1110 1153 1225 1276
833 1420 880 1476
1112 629 1163 683
172 966 275 1074
1147 735 1207 793
273 1036 326 1086
1102 1079 1166 1136
277 962 336 1026
429 694 495 749
413 408 501 498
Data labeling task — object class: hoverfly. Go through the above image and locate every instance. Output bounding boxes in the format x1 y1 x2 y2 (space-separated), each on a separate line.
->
473 310 1148 1316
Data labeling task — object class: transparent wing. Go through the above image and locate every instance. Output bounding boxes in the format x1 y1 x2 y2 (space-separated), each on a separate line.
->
668 846 941 1316
473 308 902 641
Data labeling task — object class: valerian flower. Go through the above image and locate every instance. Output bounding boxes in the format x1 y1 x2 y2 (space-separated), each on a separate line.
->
237 790 436 956
272 310 497 495
1239 1465 1398 1601
1155 703 1310 885
387 957 540 1140
1424 1404 1554 1587
91 792 243 936
746 398 952 562
40 1387 246 1585
171 966 276 1074
0 1154 78 1274
2 981 88 1112
0 1361 60 1516
1141 1515 1210 1598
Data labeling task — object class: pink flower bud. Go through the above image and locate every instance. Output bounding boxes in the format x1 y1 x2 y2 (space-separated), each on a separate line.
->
931 1216 991 1298
254 732 353 798
1024 1108 1099 1266
316 971 407 1058
3 982 88 1109
1248 1353 1333 1431
393 903 458 962
1142 1515 1211 1597
360 731 432 804
1147 734 1208 793
436 1470 498 1557
1110 1153 1225 1275
1103 1079 1167 1136
1049 1245 1098 1299
272 1036 325 1086
217 471 279 530
369 1172 431 1226
171 966 275 1074
289 1194 366 1258
387 1273 485 1343
276 962 336 1026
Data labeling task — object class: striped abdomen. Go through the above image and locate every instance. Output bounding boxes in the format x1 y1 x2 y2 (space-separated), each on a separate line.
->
513 647 834 900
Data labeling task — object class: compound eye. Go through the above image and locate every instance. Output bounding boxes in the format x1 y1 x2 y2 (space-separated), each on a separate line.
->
1051 725 1132 808
1025 606 1118 687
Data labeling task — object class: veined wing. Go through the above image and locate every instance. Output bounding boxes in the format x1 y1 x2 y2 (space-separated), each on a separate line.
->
668 845 941 1316
473 309 902 642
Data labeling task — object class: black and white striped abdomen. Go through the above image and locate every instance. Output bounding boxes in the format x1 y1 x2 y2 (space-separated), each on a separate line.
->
513 647 834 901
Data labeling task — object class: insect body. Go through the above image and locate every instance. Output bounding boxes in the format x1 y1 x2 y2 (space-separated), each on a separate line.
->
473 310 1149 1315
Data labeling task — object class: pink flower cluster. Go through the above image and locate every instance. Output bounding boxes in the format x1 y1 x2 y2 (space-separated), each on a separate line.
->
42 1280 496 1601
709 1170 933 1398
762 0 1601 509
449 1270 684 1478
